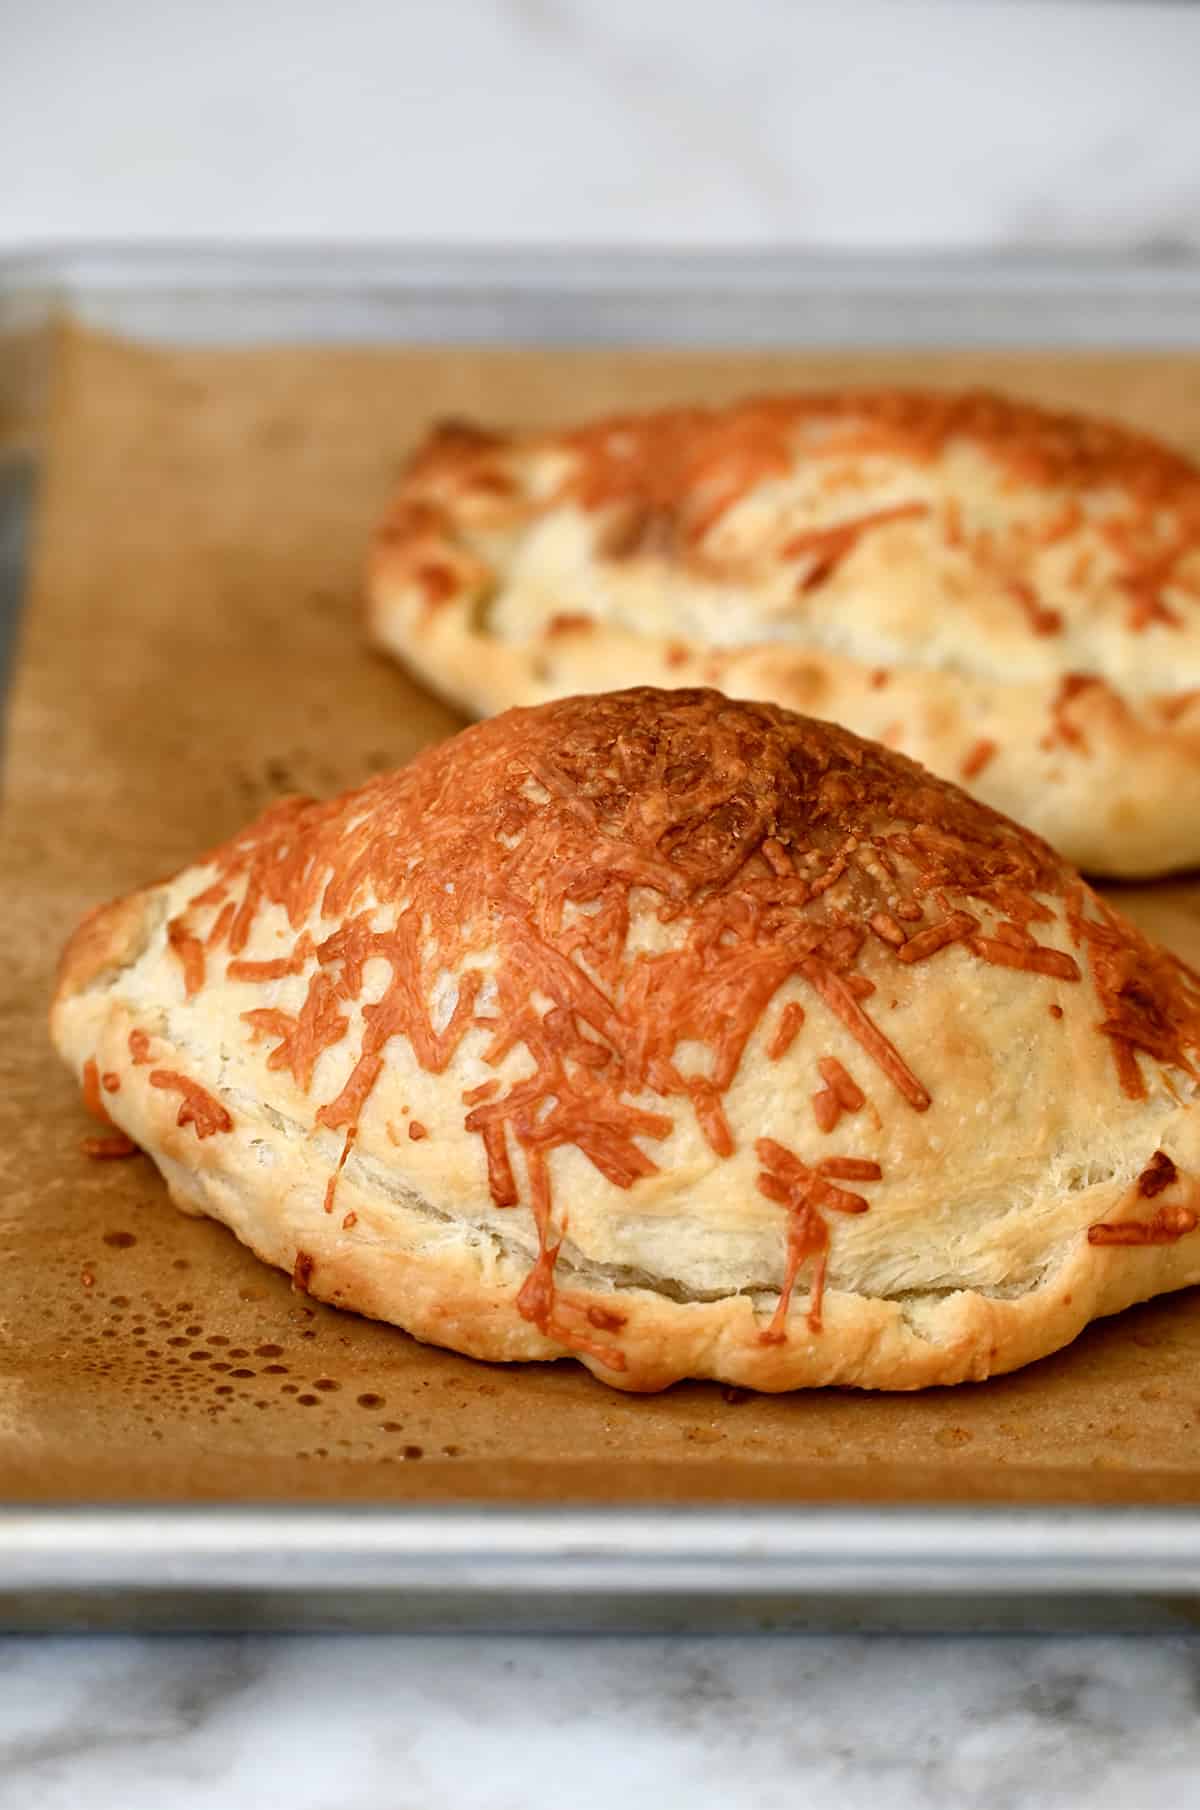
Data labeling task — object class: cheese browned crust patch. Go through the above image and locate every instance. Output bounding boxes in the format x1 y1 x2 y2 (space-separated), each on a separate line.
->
52 689 1200 1392
366 392 1200 877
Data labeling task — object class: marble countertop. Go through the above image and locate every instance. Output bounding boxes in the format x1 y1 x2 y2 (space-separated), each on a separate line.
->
7 3 1200 1807
2 1630 1199 1808
4 0 1200 253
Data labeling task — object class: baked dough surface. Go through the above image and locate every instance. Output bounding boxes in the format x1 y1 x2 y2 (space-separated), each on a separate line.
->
53 688 1200 1391
367 392 1200 876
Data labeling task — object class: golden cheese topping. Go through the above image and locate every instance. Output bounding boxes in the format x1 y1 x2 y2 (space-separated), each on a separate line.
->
390 390 1200 698
144 688 1200 1362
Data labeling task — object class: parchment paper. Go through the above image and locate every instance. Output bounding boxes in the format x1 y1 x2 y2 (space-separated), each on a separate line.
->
4 324 1200 1505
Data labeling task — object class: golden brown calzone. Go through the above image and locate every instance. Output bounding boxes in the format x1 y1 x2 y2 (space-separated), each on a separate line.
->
367 391 1200 876
53 689 1200 1391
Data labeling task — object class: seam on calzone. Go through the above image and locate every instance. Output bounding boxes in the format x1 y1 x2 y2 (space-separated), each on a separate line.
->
52 687 1200 1391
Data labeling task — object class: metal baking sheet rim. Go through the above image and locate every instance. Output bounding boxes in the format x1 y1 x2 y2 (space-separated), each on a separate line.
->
8 241 1200 346
7 1508 1200 1633
6 244 1200 1633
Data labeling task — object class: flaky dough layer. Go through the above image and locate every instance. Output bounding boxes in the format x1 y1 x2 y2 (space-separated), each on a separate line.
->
53 689 1200 1391
367 392 1200 877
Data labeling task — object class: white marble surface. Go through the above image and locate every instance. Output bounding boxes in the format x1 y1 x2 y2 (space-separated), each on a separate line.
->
4 0 1200 253
7 5 1200 1807
2 1632 1200 1809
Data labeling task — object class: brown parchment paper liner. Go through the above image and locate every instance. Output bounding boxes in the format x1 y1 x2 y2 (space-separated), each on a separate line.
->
4 324 1200 1506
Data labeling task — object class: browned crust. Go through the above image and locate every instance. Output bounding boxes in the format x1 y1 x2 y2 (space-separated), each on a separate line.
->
392 390 1200 509
55 996 1200 1391
366 389 1200 878
370 386 1200 602
257 1165 1200 1394
48 683 1200 1393
52 888 158 1006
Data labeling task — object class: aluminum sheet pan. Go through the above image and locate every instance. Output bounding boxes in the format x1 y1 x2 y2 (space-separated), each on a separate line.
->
8 1507 1200 1634
5 247 1200 1632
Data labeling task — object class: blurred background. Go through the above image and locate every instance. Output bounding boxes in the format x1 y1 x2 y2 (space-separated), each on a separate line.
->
3 0 1200 255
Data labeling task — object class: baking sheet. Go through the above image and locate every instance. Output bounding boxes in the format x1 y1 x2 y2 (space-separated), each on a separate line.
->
4 321 1200 1523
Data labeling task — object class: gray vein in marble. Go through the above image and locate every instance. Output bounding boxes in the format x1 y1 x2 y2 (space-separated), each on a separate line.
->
503 0 795 224
2 1635 1200 1810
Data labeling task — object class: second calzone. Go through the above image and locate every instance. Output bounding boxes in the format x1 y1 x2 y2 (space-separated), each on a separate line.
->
368 389 1200 877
